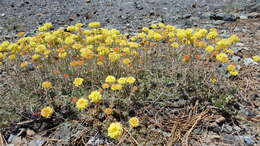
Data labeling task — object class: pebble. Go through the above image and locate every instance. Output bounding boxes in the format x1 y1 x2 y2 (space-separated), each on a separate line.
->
223 125 233 134
243 136 255 145
210 13 237 21
28 139 45 146
233 126 241 132
200 12 211 19
240 15 248 19
248 12 260 18
183 13 192 19
243 58 258 66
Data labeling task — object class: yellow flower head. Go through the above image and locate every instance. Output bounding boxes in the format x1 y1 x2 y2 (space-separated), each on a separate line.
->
35 45 46 53
102 83 110 89
176 29 186 40
44 23 53 29
104 108 113 115
109 52 121 62
225 49 234 55
123 58 131 65
252 55 260 62
0 52 5 59
97 61 104 66
76 98 89 110
58 52 68 59
88 22 101 28
142 27 149 32
75 23 84 28
42 81 52 89
210 77 218 84
226 64 236 72
73 78 84 87
229 34 240 43
150 24 158 29
153 33 163 41
108 122 123 139
67 26 77 32
8 55 16 60
123 47 131 54
229 71 238 76
117 77 127 84
41 106 54 118
129 117 140 128
105 75 116 83
206 31 218 40
216 53 228 63
65 37 75 45
205 46 214 53
111 84 123 91
20 61 29 68
32 54 41 61
171 42 179 48
127 77 136 84
88 90 102 104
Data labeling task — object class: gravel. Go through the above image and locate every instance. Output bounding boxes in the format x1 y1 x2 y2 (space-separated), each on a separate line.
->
0 0 255 41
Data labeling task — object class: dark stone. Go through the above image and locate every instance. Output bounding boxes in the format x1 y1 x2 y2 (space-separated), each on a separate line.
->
27 64 35 71
183 13 192 19
210 13 237 21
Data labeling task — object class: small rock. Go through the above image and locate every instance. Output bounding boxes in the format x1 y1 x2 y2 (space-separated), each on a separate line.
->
216 116 226 124
210 13 237 21
233 126 241 131
26 129 35 136
28 139 45 146
223 125 233 134
236 43 244 47
87 132 109 145
200 12 211 19
214 20 225 25
27 64 35 71
240 15 248 19
223 135 238 144
249 3 260 12
248 12 260 18
243 136 255 146
1 13 5 17
183 13 192 19
241 108 256 117
244 58 258 66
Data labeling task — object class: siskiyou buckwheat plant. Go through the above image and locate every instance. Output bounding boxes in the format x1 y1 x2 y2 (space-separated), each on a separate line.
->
0 22 259 141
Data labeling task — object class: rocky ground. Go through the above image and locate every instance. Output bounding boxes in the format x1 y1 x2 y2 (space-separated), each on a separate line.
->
0 0 259 145
0 0 259 40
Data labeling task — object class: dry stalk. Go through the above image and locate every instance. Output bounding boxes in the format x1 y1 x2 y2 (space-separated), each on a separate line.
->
0 132 7 146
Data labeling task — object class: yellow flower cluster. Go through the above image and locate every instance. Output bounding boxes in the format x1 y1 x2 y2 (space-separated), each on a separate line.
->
104 75 136 91
1 22 252 137
107 117 140 139
216 53 228 63
107 122 123 139
76 98 89 110
73 78 84 87
38 23 53 32
88 90 102 104
42 81 52 89
252 55 260 62
41 106 54 118
129 117 140 128
226 64 239 76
